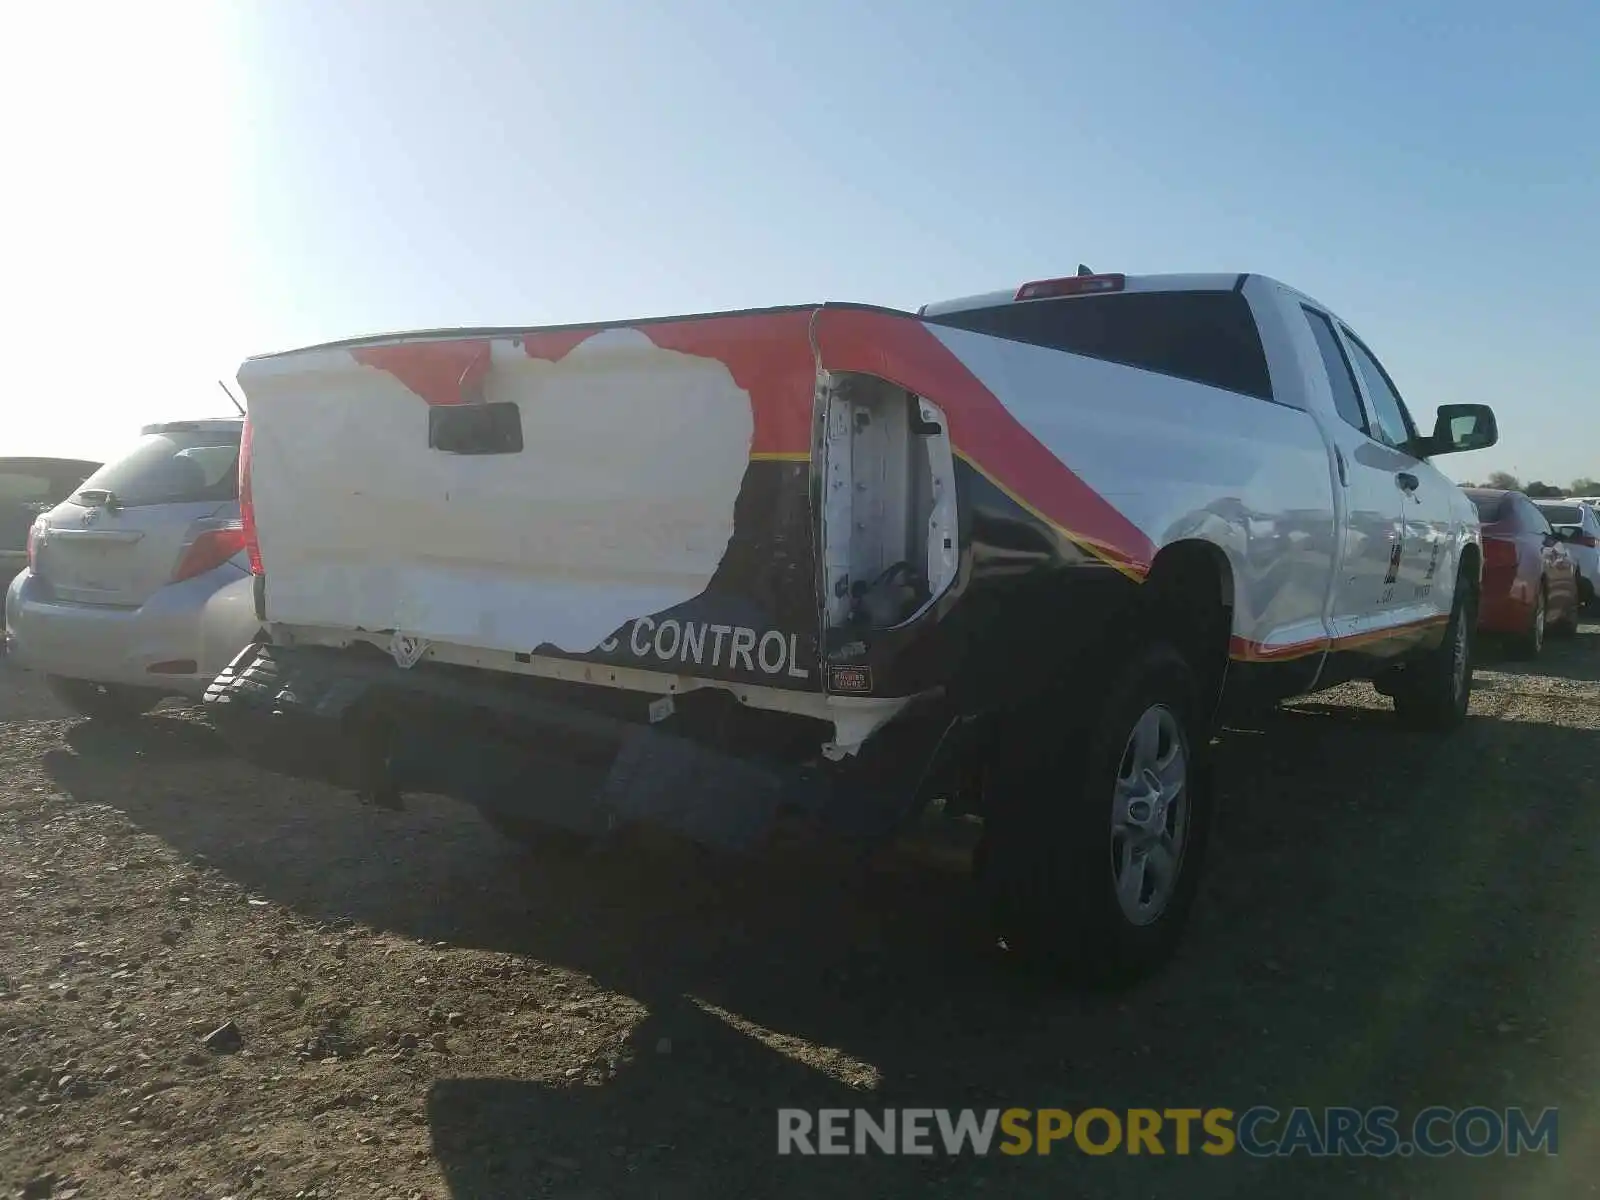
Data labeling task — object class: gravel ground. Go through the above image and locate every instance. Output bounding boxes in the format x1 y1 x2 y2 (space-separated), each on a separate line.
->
2 624 1598 1199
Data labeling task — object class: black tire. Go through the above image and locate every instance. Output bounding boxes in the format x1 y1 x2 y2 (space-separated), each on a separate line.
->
976 642 1213 986
46 676 164 722
476 806 596 858
1392 575 1475 731
1509 582 1547 659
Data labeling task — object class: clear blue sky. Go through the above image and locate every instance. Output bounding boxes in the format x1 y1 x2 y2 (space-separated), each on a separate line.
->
7 0 1596 485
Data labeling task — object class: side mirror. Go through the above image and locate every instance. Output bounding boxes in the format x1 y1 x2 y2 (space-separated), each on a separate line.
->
1422 403 1498 457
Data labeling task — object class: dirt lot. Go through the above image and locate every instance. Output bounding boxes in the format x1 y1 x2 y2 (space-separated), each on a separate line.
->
2 626 1598 1200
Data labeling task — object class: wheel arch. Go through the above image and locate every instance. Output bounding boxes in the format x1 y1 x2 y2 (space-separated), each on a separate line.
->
1459 540 1481 593
1140 539 1235 724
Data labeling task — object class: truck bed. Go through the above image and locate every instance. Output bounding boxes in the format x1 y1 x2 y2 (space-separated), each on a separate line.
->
239 307 829 692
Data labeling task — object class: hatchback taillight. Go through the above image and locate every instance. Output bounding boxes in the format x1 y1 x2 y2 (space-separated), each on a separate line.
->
25 518 43 572
1573 532 1597 549
172 523 248 583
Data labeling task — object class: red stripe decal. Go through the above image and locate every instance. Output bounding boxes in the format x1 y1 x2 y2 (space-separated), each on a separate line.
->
641 313 817 459
340 307 1156 573
520 329 595 363
814 308 1156 574
353 341 491 406
358 317 818 459
1230 614 1450 663
1229 634 1326 663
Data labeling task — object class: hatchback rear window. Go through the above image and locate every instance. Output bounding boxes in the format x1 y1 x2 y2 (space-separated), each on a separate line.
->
1534 503 1583 525
74 428 241 508
925 290 1274 401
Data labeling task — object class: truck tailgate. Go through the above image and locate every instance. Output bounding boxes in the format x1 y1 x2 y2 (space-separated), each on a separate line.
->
237 312 823 688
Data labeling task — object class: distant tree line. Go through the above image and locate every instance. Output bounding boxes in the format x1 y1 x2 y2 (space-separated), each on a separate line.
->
1456 474 1600 498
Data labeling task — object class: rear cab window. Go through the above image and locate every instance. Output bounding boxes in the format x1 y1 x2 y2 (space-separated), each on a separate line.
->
74 427 241 509
925 290 1274 401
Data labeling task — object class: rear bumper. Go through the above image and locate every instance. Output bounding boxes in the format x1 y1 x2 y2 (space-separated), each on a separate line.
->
1476 567 1534 635
4 566 261 692
204 641 960 851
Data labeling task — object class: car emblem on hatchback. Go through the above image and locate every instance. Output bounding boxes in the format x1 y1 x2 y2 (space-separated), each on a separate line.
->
80 507 100 527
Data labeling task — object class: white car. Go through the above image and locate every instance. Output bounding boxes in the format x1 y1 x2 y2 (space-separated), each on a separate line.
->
5 419 261 719
1535 499 1600 609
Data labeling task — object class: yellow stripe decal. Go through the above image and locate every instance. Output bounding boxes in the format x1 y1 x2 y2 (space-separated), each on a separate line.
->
748 451 811 462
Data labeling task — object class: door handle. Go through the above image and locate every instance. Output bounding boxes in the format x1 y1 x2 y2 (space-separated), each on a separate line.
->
1396 472 1419 494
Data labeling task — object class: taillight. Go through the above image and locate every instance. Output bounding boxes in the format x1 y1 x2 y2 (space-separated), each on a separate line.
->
1574 533 1597 549
238 415 263 575
172 523 248 583
25 518 44 572
1483 537 1516 568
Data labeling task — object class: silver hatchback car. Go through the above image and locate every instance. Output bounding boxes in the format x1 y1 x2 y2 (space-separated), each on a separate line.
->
5 418 261 720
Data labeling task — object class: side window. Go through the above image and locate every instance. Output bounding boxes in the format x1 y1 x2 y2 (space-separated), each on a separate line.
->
1301 308 1368 433
1340 330 1417 452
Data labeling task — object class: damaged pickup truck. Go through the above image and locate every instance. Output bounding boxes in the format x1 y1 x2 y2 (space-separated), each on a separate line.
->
206 270 1498 981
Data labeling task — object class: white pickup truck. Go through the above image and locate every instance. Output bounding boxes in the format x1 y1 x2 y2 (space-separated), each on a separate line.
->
206 270 1498 982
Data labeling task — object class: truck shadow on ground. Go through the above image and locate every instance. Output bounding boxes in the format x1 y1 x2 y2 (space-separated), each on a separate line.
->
59 707 226 765
40 646 1600 1198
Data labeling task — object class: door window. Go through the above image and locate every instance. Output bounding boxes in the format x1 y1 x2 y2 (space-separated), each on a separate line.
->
1301 308 1368 433
1340 331 1417 452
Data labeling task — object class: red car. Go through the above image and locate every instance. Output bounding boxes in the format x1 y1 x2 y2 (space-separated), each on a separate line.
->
1465 488 1581 657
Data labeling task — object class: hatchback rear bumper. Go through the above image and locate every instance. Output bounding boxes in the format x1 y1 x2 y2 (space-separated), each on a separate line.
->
4 566 261 693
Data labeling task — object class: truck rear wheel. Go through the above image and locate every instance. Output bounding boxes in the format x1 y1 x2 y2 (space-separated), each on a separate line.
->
46 676 164 723
977 643 1213 986
1392 576 1475 731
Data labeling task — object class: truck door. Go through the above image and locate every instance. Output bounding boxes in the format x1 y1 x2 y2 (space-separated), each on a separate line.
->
1299 308 1406 645
1336 326 1458 635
